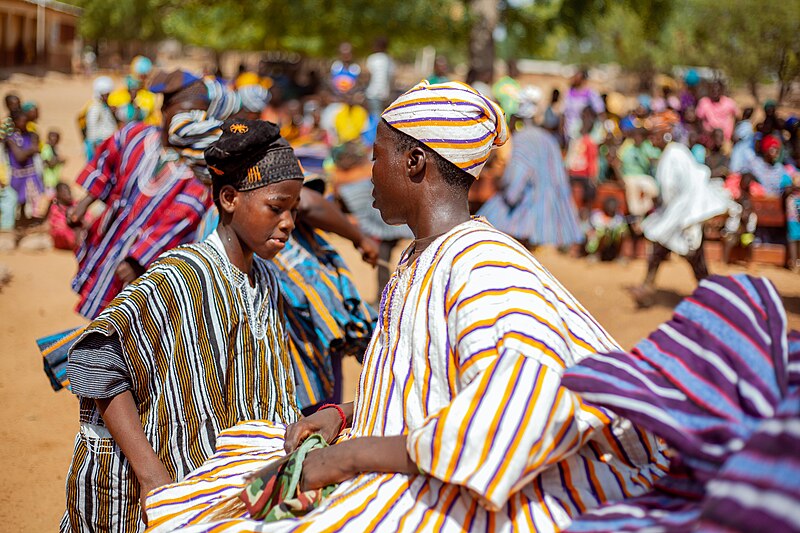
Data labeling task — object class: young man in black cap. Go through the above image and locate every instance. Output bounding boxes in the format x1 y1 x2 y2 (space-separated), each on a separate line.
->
62 119 304 532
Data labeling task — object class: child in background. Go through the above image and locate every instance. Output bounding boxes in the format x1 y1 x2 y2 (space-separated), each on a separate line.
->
585 196 628 261
567 107 600 221
4 109 44 223
782 171 800 272
722 173 758 264
41 130 65 191
705 128 730 179
22 101 39 136
48 182 82 251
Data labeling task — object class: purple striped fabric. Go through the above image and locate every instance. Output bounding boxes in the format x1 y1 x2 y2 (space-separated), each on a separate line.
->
563 275 800 532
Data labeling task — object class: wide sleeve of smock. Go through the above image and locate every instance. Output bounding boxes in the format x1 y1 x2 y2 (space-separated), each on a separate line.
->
406 235 614 511
67 331 131 399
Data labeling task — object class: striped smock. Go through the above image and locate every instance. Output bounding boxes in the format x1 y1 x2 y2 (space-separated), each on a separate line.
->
145 218 667 532
61 233 299 532
72 122 212 320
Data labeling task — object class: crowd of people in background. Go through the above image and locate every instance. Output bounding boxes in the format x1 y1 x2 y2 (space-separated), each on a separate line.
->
3 45 799 281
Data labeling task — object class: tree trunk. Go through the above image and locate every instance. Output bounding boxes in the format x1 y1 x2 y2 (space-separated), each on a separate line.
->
748 79 759 107
468 0 499 82
214 49 225 77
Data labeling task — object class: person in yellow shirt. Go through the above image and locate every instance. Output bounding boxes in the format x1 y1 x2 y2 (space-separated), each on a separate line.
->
108 56 160 126
333 93 369 144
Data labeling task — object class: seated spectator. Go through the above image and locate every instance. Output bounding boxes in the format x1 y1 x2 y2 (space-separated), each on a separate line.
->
757 99 785 140
781 171 800 272
705 128 729 179
722 173 758 264
675 103 704 146
566 106 600 220
585 196 628 261
730 118 755 173
746 135 793 196
618 127 660 217
696 80 738 142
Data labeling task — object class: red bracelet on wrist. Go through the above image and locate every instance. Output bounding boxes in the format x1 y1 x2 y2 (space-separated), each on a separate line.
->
317 403 347 434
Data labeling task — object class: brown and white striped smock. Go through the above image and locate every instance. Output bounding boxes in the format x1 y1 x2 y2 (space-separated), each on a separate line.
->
61 233 299 532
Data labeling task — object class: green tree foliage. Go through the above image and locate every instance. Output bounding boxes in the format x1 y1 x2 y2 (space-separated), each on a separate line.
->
73 0 799 101
74 0 170 42
681 0 800 102
553 1 676 88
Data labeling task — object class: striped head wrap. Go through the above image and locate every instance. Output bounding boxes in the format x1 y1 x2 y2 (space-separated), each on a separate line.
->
238 84 271 114
380 80 508 177
204 78 241 120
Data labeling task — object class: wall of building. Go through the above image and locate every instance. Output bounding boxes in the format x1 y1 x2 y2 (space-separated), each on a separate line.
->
0 0 79 71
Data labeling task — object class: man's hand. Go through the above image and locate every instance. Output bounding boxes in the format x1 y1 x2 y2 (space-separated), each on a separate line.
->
284 408 344 453
299 444 358 491
139 470 172 524
356 236 380 267
298 436 419 491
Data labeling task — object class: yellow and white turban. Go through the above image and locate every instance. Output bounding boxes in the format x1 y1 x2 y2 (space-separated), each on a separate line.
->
381 80 508 177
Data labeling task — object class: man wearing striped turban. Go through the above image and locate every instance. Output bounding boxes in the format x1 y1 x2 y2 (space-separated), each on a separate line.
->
145 81 666 533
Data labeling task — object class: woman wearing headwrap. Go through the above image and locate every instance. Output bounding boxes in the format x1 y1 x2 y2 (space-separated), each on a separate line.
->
479 85 584 248
67 70 238 320
145 81 664 533
735 134 793 196
83 76 117 160
61 119 305 533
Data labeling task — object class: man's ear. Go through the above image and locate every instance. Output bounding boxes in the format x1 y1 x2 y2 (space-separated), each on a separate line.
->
407 146 427 178
218 185 239 214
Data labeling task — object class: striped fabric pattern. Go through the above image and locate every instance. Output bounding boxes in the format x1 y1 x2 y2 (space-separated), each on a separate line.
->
144 217 666 533
72 122 212 319
61 237 299 533
381 81 509 177
196 209 376 411
479 126 584 246
270 222 375 410
563 275 800 532
36 326 84 391
167 109 223 173
204 78 242 121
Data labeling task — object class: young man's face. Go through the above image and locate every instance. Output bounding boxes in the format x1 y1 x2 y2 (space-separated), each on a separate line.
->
371 122 410 226
48 132 60 146
225 179 302 261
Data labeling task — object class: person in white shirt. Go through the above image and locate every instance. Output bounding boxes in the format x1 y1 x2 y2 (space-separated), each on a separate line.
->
85 76 118 160
364 37 394 117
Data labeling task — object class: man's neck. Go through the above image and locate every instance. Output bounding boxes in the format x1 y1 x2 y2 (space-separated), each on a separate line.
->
407 197 471 242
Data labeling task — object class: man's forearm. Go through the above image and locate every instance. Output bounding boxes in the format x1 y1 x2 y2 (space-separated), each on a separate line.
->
345 436 418 476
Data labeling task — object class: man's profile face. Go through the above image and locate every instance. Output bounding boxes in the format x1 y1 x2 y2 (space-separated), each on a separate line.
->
371 122 408 226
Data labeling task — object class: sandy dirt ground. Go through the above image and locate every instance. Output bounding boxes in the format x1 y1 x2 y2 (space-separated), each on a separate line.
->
1 74 799 530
